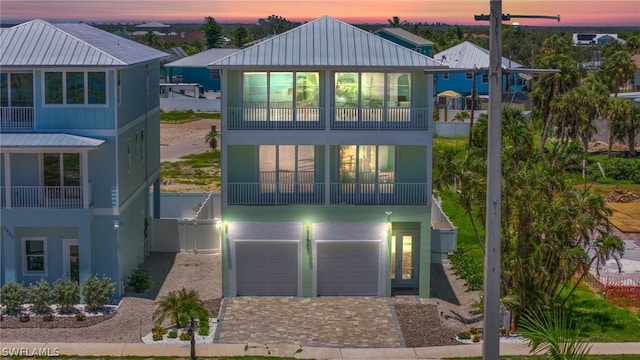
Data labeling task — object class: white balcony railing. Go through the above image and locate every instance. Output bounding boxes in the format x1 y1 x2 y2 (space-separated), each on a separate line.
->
0 107 34 130
226 106 430 130
226 182 428 205
2 186 84 209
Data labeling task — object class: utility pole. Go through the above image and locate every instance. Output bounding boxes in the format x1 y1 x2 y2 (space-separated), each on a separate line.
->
474 6 560 359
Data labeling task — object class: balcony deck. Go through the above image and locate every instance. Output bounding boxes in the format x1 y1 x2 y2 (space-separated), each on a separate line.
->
227 107 429 130
0 186 88 209
227 182 428 205
0 107 34 130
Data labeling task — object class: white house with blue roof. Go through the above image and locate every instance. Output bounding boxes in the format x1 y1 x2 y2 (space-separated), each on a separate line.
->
0 19 167 298
210 16 454 298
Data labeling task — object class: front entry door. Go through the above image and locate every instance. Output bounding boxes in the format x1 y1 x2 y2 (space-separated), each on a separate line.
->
391 230 419 288
62 239 79 283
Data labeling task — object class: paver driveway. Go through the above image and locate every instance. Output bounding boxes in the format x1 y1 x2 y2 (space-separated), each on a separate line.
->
216 296 404 348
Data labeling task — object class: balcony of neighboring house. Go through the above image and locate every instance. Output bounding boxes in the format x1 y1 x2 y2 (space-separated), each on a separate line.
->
1 72 35 130
226 71 430 130
0 184 91 209
1 147 100 210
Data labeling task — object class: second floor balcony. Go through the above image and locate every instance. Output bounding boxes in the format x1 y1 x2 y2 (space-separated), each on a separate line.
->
227 182 428 206
227 106 429 130
0 184 91 209
1 107 34 130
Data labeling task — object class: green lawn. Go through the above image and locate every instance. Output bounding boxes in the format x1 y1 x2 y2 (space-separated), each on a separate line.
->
161 151 221 189
160 110 220 123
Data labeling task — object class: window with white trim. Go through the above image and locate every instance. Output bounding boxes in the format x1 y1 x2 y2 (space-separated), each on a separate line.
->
23 238 47 275
465 72 473 80
481 74 489 83
44 71 106 105
210 69 220 79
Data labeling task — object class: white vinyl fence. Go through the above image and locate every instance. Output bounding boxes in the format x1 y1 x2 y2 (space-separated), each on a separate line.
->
150 192 221 253
160 98 221 112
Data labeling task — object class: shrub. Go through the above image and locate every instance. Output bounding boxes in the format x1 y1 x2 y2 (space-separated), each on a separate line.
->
168 329 178 339
448 247 483 291
76 313 86 321
126 265 153 293
52 279 79 314
179 331 192 341
457 331 471 340
19 313 30 322
198 326 210 336
82 274 115 312
43 313 54 322
152 324 167 341
27 279 53 314
468 326 478 335
472 334 481 343
0 281 25 315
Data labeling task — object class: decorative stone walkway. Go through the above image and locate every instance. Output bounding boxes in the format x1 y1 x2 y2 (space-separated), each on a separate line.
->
215 297 403 348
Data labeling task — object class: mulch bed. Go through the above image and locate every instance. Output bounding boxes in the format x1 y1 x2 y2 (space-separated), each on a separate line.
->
394 304 460 347
0 298 222 330
0 313 116 329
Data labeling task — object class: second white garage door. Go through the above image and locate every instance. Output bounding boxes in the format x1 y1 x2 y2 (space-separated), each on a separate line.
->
316 241 379 295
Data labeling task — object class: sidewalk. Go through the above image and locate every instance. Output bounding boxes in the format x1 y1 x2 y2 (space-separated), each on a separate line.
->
2 342 639 359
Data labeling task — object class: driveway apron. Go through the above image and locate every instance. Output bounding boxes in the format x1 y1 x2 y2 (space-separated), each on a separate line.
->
215 296 403 348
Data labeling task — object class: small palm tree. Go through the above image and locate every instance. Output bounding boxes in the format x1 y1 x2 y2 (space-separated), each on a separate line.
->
205 130 218 151
153 288 208 328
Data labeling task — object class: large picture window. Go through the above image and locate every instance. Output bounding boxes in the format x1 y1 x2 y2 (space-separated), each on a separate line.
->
23 238 47 275
1 72 34 107
43 153 81 199
44 71 106 105
339 145 395 192
259 145 315 192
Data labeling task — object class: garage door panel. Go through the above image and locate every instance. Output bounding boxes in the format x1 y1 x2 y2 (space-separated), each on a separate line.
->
236 242 298 296
317 242 379 295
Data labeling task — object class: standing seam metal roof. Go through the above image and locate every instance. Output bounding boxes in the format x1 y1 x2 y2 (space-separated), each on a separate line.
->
209 16 445 69
433 41 521 70
0 19 168 67
374 28 435 46
165 48 241 68
0 133 105 148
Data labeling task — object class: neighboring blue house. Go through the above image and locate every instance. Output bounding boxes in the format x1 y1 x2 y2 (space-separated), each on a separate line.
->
165 48 240 92
0 20 167 298
374 28 434 57
210 16 453 298
433 41 526 98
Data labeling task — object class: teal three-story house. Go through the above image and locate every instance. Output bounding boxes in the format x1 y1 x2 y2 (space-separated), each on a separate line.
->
211 16 446 297
0 20 167 297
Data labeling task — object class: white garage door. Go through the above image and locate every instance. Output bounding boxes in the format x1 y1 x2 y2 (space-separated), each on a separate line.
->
317 241 379 295
236 241 298 296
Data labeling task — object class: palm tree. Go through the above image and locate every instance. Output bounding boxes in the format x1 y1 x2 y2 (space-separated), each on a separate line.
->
387 16 408 28
605 97 633 157
613 105 640 157
602 50 635 96
153 288 208 328
205 130 218 151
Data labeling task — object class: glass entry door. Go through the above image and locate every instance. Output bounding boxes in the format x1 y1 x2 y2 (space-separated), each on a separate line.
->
391 230 419 288
62 239 79 283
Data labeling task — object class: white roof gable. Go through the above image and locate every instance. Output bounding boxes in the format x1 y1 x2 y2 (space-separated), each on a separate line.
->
209 16 445 69
433 41 521 70
0 19 168 67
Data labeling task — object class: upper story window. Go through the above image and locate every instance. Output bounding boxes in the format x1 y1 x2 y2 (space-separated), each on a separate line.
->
210 69 220 79
339 145 395 185
259 145 316 190
442 73 449 80
44 71 106 105
466 72 473 80
335 72 411 108
481 74 489 83
1 72 34 107
243 71 319 108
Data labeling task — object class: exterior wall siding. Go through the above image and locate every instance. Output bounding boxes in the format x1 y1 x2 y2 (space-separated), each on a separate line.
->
10 153 39 186
88 139 117 209
182 68 222 92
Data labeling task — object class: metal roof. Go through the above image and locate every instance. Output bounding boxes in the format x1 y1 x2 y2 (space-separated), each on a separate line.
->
209 16 445 69
166 48 241 68
0 19 168 67
433 41 521 70
136 22 170 28
0 133 105 150
374 28 434 46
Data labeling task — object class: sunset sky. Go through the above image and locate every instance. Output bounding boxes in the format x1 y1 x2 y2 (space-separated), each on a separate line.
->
1 0 639 26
